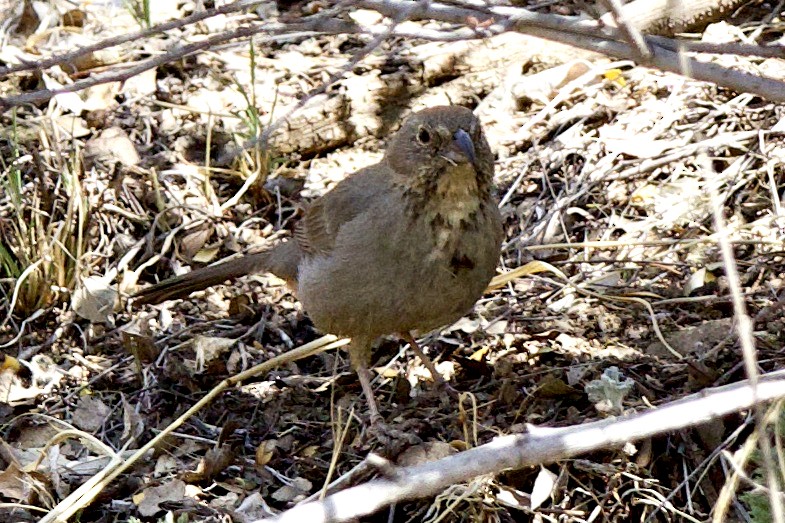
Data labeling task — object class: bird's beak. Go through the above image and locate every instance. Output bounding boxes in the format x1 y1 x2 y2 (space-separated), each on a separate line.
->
442 128 477 167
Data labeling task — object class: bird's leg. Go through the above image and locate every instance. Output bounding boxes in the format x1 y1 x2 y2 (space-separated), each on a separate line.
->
402 332 454 393
356 363 382 423
349 341 383 424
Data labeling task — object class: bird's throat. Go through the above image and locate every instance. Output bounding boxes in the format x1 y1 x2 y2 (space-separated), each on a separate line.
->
430 163 481 228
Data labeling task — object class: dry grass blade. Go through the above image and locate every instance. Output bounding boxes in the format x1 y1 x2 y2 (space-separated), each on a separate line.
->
0 115 88 318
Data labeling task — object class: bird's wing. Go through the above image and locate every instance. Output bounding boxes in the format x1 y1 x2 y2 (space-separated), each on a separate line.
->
295 163 392 255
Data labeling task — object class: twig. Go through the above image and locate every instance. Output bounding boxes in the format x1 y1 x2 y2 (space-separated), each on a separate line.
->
649 37 785 59
0 0 265 77
358 0 785 102
600 0 651 61
710 158 785 522
261 370 785 523
0 18 355 110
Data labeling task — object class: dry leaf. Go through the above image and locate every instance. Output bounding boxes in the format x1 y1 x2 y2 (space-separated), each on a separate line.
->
0 462 31 502
122 330 159 365
193 245 221 264
683 267 717 296
536 376 580 399
496 485 530 510
530 466 557 510
72 396 111 432
179 226 214 261
271 477 312 503
228 294 254 319
193 335 236 374
235 491 275 520
83 82 121 112
182 445 235 483
62 9 86 27
255 440 277 470
83 127 140 168
121 68 157 97
512 61 592 105
121 395 144 444
71 275 117 323
136 479 187 517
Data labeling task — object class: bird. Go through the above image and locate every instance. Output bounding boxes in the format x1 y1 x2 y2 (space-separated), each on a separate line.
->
133 105 504 421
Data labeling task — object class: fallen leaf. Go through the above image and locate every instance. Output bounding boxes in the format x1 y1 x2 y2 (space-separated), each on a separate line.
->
71 275 117 323
255 440 277 470
83 127 140 168
72 396 111 432
62 9 86 27
122 331 160 364
235 491 274 520
121 68 157 97
121 395 144 444
530 466 557 510
0 462 31 502
179 225 214 261
193 336 236 374
536 376 581 399
182 445 235 483
496 485 530 510
683 267 717 296
271 477 312 502
512 60 592 105
82 82 121 112
136 479 187 517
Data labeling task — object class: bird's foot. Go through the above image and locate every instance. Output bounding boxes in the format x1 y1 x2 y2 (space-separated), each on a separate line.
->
365 417 423 456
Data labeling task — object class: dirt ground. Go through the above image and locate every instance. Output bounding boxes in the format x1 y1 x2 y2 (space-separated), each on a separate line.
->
1 1 785 522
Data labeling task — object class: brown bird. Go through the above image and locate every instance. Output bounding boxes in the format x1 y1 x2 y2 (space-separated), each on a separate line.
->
134 106 503 420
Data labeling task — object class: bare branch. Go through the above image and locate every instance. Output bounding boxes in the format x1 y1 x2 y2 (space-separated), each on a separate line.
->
3 0 785 111
358 0 785 102
649 37 785 58
598 0 749 36
0 0 265 77
263 371 785 523
0 17 357 110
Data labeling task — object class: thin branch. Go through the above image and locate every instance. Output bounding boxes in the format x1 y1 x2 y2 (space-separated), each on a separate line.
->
600 0 652 61
4 0 785 111
0 0 265 77
0 17 356 110
649 37 785 59
358 0 785 102
262 371 785 523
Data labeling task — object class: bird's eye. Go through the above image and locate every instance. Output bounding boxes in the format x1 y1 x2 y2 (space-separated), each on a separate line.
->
416 127 431 144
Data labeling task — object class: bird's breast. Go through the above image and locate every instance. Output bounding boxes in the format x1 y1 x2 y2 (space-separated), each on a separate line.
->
419 164 485 259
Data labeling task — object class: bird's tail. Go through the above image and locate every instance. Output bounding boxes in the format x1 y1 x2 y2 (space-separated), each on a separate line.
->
132 251 275 305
